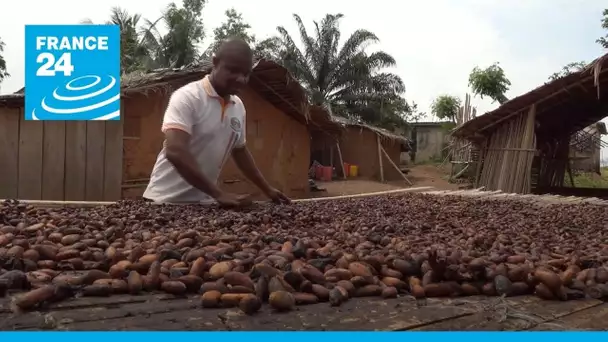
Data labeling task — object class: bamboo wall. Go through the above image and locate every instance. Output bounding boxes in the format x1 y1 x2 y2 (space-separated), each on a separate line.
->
0 107 123 201
476 105 537 194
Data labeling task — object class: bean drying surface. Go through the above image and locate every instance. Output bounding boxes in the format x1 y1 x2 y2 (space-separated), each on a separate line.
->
1 193 607 316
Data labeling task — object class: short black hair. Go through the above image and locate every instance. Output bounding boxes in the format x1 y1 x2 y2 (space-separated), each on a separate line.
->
216 37 253 60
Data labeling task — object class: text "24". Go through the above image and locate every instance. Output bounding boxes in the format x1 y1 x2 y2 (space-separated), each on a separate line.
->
36 52 74 77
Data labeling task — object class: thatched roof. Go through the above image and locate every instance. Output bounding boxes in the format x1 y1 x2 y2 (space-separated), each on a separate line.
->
452 52 608 140
0 59 340 132
329 114 410 144
121 59 341 131
1 60 408 144
0 93 24 108
410 121 454 128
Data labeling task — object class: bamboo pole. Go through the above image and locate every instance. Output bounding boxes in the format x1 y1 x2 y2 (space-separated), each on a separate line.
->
335 141 347 180
521 105 537 193
0 186 435 208
379 143 413 185
377 134 385 182
567 159 575 188
452 164 470 180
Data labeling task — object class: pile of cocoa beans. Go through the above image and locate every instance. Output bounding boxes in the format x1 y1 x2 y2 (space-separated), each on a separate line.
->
1 193 608 315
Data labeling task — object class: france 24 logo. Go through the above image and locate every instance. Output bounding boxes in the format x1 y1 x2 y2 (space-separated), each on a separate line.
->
24 25 121 121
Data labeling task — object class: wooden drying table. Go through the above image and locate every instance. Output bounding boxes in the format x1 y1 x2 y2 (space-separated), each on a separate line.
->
0 294 606 331
2 187 607 331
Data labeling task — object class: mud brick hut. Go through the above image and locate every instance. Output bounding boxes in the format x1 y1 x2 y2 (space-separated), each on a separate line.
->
0 92 123 202
405 121 453 164
452 53 608 198
310 113 410 182
0 60 337 202
120 59 337 200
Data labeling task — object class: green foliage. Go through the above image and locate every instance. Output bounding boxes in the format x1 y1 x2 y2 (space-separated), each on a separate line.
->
597 9 608 49
564 168 608 188
468 62 511 104
205 8 280 59
151 0 207 68
402 102 425 124
440 121 457 132
373 98 424 130
102 7 153 73
0 37 9 84
431 95 460 122
84 0 207 71
272 13 408 129
548 61 587 81
207 9 255 54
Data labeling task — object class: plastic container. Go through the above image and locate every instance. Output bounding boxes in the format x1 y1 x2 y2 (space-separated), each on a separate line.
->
343 163 350 177
315 165 324 180
321 166 333 181
349 165 359 177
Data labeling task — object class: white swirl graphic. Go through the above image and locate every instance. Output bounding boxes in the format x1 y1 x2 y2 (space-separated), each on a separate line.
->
31 74 120 121
66 75 101 91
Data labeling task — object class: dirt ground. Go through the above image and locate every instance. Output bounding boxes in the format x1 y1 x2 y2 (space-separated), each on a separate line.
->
406 164 461 190
312 164 460 197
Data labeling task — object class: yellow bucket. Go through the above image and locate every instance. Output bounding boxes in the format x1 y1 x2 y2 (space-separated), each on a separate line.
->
349 165 358 177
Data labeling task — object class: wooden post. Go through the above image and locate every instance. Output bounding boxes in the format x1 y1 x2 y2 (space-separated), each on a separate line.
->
377 135 384 182
474 143 485 188
566 159 575 188
335 141 347 179
379 143 413 185
449 163 455 182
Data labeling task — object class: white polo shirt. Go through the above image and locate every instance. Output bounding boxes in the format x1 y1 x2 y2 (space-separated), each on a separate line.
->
143 75 247 203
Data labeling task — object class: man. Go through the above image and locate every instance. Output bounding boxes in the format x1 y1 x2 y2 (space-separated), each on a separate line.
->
143 38 291 207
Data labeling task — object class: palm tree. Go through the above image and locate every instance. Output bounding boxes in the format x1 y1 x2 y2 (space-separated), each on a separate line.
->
273 13 405 125
108 7 156 73
82 0 206 72
81 7 158 73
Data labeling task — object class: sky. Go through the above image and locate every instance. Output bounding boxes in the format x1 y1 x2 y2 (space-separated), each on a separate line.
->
1 0 607 162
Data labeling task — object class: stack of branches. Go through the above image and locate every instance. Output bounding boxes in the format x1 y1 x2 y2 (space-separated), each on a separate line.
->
444 93 477 182
538 136 571 188
570 129 608 153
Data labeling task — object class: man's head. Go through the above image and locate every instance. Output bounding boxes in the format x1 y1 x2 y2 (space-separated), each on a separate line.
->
211 38 254 96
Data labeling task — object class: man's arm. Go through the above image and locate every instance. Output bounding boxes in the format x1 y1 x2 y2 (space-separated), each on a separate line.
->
232 146 273 194
165 129 222 199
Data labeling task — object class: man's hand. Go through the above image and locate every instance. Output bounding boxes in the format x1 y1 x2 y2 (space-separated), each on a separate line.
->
264 187 291 204
214 192 253 208
232 148 290 205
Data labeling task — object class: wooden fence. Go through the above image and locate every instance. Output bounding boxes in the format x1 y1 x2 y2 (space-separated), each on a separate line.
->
0 107 123 201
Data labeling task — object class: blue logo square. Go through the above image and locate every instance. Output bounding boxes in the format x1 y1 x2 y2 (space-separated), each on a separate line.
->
25 25 121 121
